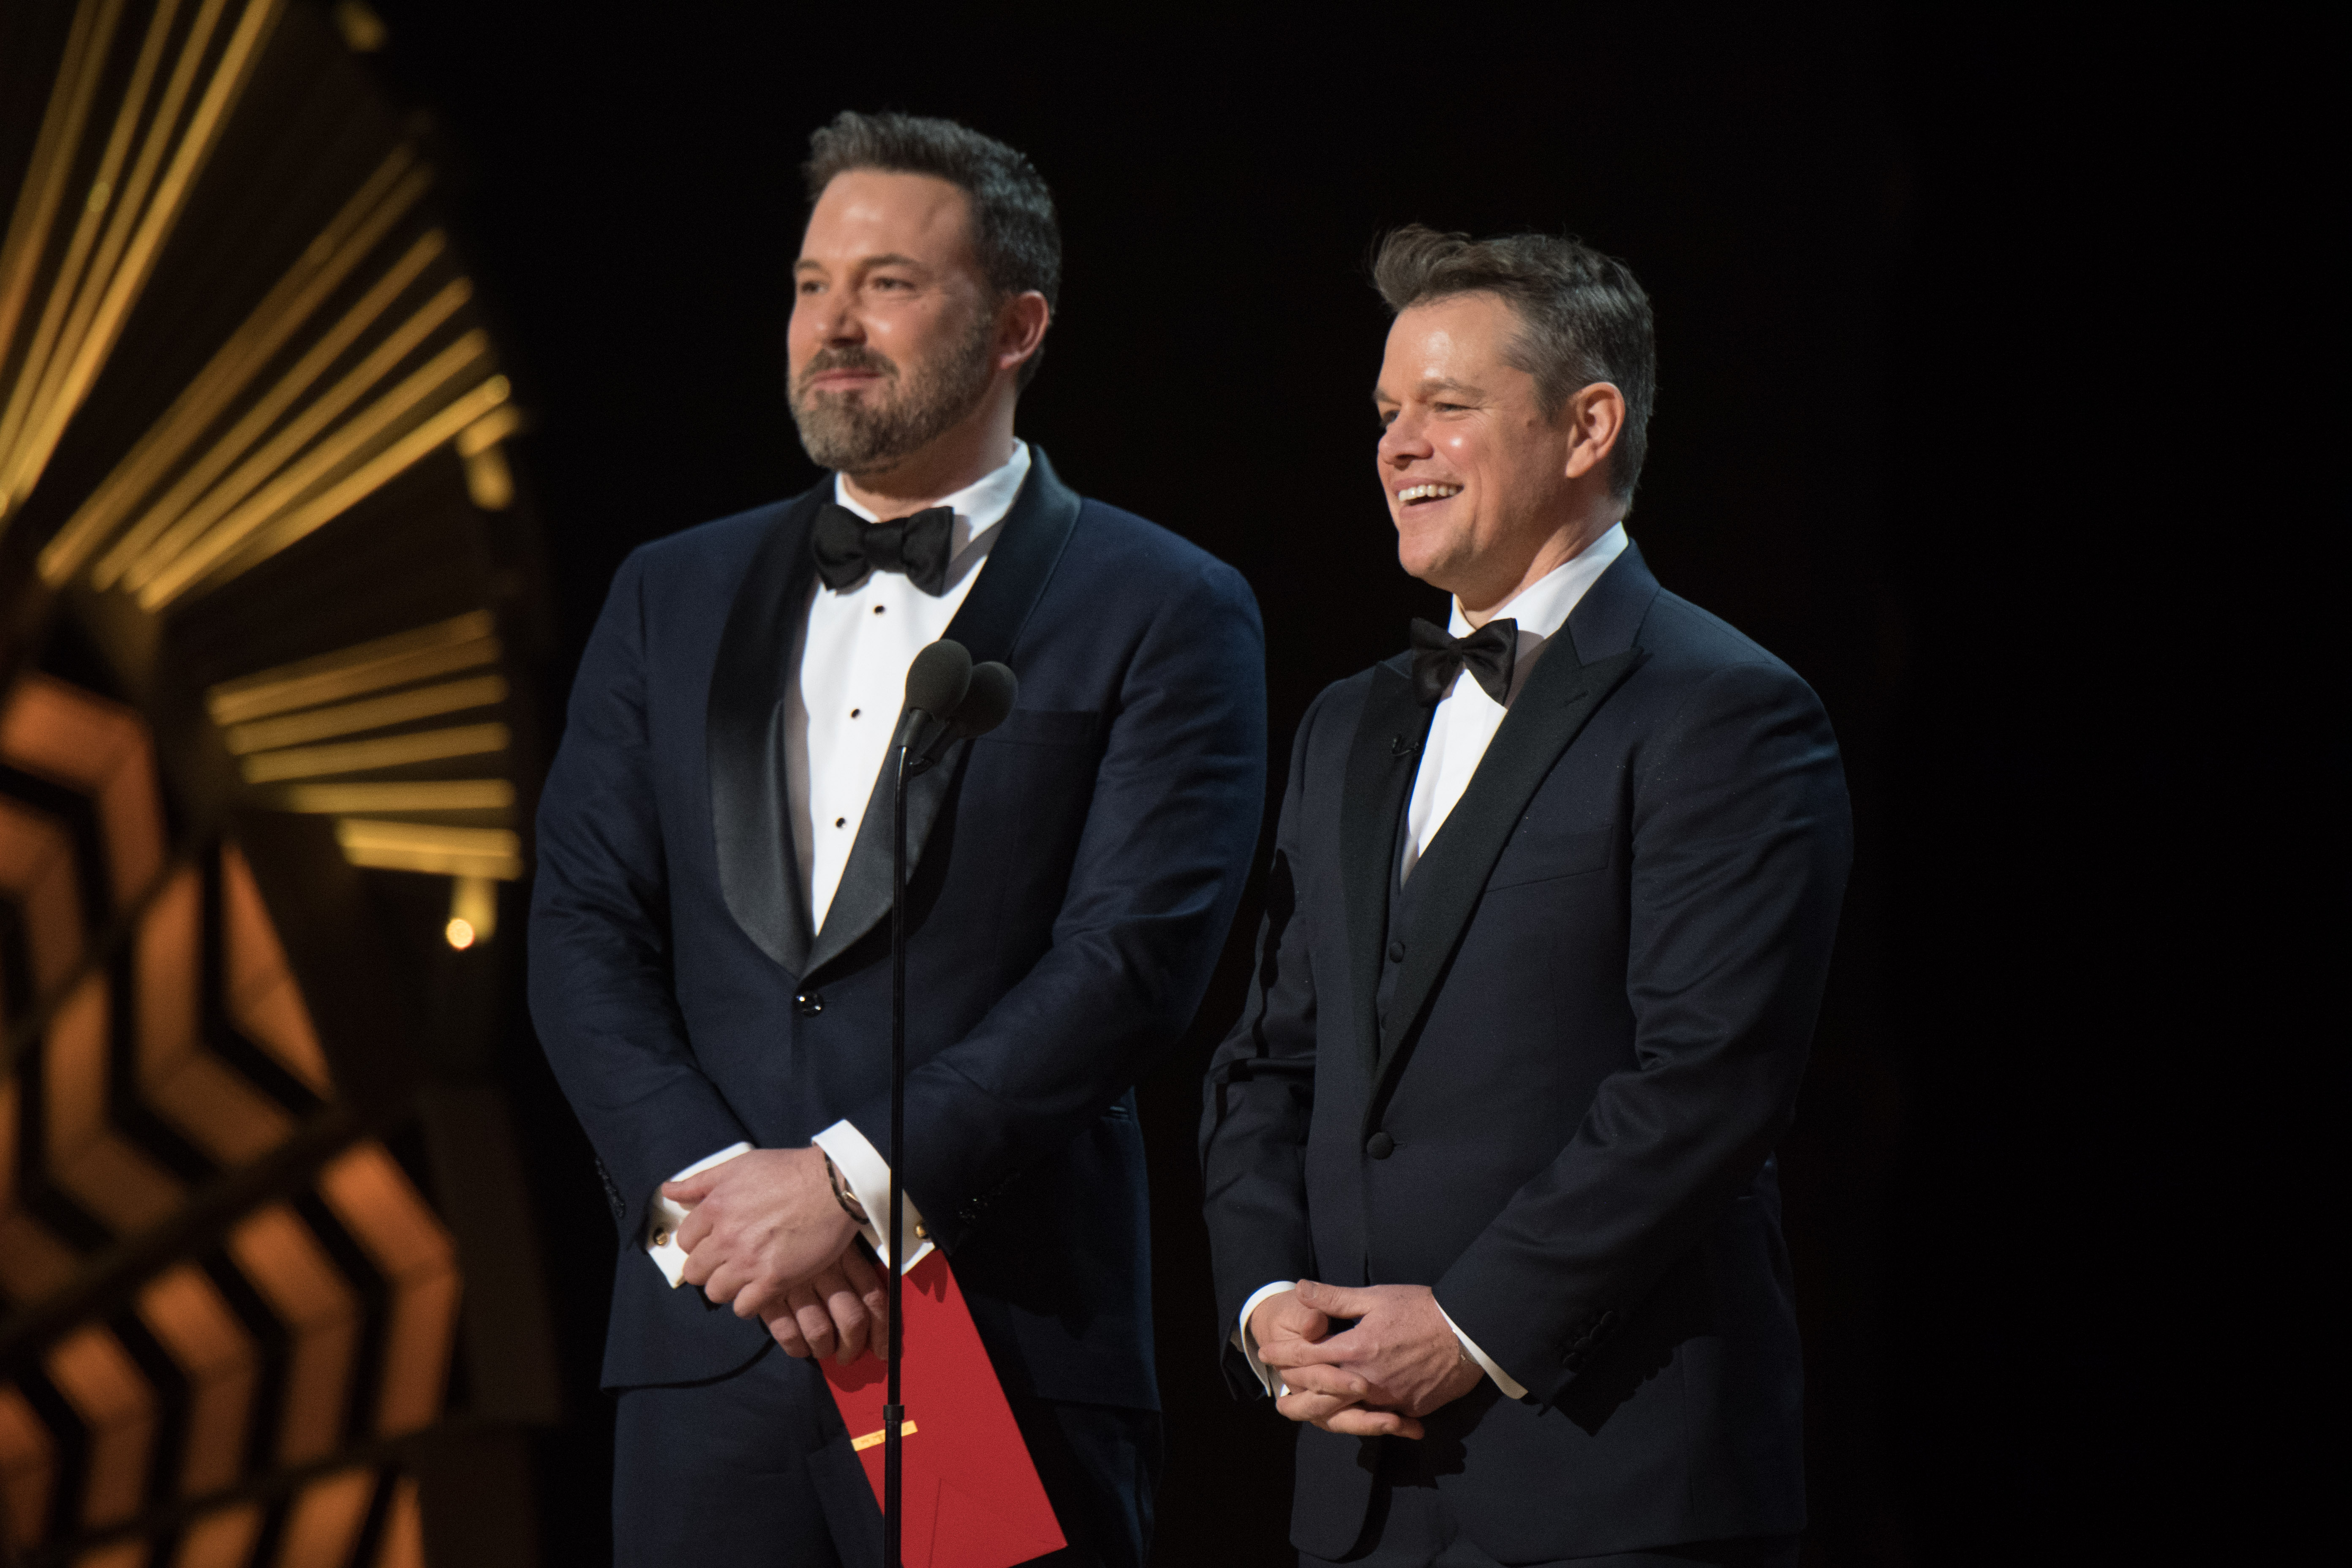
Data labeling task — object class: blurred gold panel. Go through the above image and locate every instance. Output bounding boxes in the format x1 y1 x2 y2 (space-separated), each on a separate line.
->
0 1 126 477
205 612 496 725
318 1144 457 1437
39 148 430 586
373 1476 423 1568
0 0 285 521
240 721 509 785
138 353 508 610
271 779 513 814
45 1325 158 1527
86 237 455 593
0 1383 56 1549
117 283 475 598
274 1465 372 1568
223 673 507 755
0 795 87 997
333 820 520 879
47 975 187 1233
220 844 331 1094
76 1541 148 1568
135 1265 256 1498
224 1205 357 1465
138 864 296 1166
0 673 166 910
169 1501 261 1568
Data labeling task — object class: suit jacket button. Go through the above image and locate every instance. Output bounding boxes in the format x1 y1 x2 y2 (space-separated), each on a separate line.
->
1366 1131 1395 1160
795 990 824 1016
1386 940 1405 963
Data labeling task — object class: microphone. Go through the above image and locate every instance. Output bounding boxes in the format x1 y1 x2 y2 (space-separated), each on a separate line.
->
896 639 973 758
915 660 1018 768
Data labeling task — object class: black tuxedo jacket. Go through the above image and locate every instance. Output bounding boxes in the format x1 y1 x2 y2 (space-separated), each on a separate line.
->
1200 545 1850 1560
531 452 1266 1404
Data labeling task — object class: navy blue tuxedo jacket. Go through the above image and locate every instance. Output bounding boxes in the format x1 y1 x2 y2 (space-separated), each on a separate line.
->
531 452 1266 1405
1200 545 1850 1560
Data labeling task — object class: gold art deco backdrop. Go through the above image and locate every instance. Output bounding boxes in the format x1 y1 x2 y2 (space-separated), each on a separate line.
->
0 2 558 1563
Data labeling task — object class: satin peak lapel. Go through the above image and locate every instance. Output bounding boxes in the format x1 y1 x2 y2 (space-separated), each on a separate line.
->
1370 554 1661 1092
803 449 1086 978
706 488 826 975
1340 658 1434 1076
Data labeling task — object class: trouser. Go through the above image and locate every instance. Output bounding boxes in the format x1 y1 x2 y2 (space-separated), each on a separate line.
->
612 1341 1161 1567
1301 1438 1799 1568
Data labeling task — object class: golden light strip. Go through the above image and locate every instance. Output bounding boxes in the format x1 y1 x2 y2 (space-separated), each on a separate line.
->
0 1 126 431
0 0 166 501
205 610 494 723
239 721 508 784
333 820 522 879
268 779 513 814
0 0 282 515
120 298 478 596
43 153 434 585
222 673 506 754
88 233 452 589
150 370 511 607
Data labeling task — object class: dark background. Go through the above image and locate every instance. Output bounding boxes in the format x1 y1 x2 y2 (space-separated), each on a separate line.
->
356 5 2317 1563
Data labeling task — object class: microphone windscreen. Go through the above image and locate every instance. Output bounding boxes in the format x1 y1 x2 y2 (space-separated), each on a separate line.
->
951 662 1018 739
904 639 973 718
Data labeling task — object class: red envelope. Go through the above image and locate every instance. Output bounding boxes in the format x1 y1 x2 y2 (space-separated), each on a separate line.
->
822 1251 1067 1567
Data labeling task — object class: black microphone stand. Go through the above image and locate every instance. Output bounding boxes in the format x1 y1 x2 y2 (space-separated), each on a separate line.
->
885 736 913 1568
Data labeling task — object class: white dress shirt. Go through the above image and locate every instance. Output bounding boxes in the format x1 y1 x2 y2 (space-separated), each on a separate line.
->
645 442 1034 1286
1236 522 1632 1403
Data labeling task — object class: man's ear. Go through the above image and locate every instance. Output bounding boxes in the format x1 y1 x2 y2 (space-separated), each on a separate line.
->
1561 381 1626 482
998 290 1051 374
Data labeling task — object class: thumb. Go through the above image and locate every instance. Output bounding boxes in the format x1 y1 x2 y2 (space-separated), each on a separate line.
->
661 1171 716 1204
1294 1279 1379 1318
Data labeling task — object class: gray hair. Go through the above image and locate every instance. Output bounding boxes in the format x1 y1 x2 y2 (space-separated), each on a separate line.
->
1372 225 1656 498
804 111 1060 390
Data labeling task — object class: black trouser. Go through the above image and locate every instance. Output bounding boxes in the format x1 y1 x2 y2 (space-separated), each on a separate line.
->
1300 1438 1799 1568
612 1341 1162 1567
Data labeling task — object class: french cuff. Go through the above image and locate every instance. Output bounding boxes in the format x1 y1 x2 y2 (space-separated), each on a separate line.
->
1436 1300 1530 1401
645 1141 751 1287
1232 1279 1298 1398
812 1119 934 1276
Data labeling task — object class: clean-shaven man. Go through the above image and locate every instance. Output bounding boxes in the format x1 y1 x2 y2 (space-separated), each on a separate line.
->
533 112 1265 1566
1201 227 1850 1566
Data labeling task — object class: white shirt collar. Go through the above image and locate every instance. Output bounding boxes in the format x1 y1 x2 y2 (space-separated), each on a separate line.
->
830 439 1032 566
1446 521 1630 641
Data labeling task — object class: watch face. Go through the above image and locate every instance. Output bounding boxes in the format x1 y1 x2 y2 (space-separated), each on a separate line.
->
0 3 551 1556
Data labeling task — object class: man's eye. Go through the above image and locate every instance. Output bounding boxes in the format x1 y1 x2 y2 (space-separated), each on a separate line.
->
871 276 912 290
797 279 822 294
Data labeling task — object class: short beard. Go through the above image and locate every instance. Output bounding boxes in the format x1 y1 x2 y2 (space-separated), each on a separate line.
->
790 313 996 477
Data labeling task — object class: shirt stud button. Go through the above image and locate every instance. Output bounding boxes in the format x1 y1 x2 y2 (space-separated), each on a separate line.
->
913 1224 928 1239
834 817 846 828
850 708 860 718
873 605 885 615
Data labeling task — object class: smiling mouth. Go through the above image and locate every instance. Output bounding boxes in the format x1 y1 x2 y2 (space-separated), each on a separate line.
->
1398 483 1462 506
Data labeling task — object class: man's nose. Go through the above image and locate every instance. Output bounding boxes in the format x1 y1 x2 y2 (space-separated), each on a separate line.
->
1380 416 1431 463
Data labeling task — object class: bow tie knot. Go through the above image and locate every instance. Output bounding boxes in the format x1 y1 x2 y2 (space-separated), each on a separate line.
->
1409 617 1518 707
812 501 955 595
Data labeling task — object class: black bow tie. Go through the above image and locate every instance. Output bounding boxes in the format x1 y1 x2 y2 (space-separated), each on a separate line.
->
811 501 955 595
1410 617 1518 707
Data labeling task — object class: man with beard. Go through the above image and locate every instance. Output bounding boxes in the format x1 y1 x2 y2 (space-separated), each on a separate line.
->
531 112 1266 1566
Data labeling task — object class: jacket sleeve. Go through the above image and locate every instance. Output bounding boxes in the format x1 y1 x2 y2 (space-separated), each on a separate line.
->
840 556 1269 1252
528 547 753 1241
1433 659 1852 1409
1198 687 1331 1398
